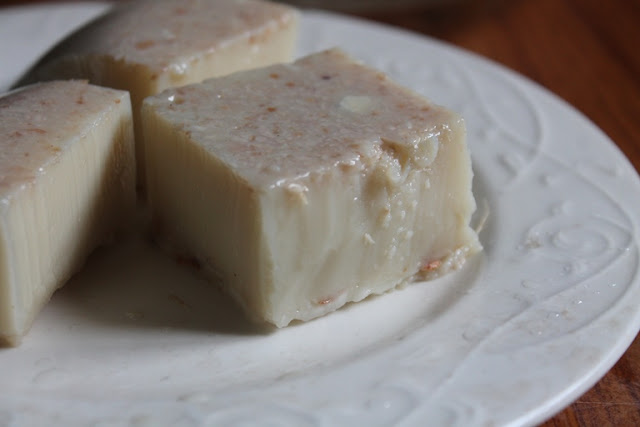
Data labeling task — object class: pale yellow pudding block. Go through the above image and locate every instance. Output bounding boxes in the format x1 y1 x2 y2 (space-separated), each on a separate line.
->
142 49 481 327
0 81 136 346
18 0 298 183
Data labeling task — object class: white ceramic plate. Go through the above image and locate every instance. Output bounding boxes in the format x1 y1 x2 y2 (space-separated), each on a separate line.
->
2 3 640 426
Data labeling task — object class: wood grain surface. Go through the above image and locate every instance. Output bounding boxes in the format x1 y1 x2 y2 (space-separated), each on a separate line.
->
1 0 639 425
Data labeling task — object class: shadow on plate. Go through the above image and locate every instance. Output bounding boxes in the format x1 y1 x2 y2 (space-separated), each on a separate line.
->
51 234 272 337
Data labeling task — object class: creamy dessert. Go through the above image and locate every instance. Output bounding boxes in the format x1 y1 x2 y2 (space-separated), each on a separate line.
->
142 49 481 327
0 81 136 346
17 0 298 184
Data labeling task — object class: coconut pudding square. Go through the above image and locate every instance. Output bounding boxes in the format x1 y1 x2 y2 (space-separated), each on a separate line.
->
142 48 481 327
18 0 299 184
0 81 136 345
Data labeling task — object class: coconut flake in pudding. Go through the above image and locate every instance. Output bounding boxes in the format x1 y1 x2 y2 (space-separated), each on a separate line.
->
0 81 135 346
17 0 299 185
142 48 481 327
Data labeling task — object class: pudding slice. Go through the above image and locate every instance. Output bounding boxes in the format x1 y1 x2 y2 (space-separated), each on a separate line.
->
0 81 136 346
142 49 481 327
17 0 298 184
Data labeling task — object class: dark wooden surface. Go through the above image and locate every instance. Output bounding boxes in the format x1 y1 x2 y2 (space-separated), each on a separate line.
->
2 0 640 425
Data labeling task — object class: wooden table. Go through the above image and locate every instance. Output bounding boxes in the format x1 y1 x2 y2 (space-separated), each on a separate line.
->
358 0 640 425
2 0 639 425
